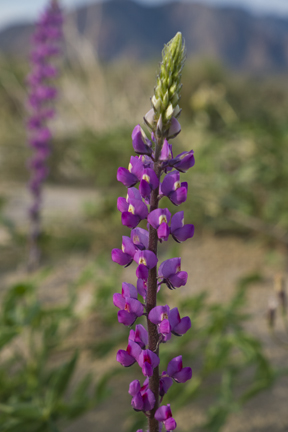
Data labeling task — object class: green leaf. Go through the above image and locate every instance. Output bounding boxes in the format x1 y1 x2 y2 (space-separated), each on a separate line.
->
50 352 78 401
0 327 19 349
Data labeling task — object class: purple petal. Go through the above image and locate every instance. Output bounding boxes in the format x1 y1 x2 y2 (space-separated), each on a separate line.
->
172 224 195 243
131 392 144 411
171 211 184 232
137 278 147 298
111 249 133 266
122 282 138 298
130 156 144 179
131 227 149 250
126 297 144 317
164 417 177 431
127 187 142 201
113 293 125 309
160 139 173 161
142 168 159 190
132 125 153 156
173 316 191 335
168 307 181 329
172 150 195 172
169 184 188 206
148 305 170 325
142 389 156 411
118 310 137 326
167 116 181 139
129 379 141 396
121 212 140 229
122 236 137 257
169 271 188 288
134 250 158 269
173 367 192 383
167 356 183 377
161 172 179 197
155 404 172 422
157 223 170 241
136 264 149 280
117 197 128 213
139 179 151 199
117 167 138 187
158 258 181 279
159 319 171 335
148 208 171 230
127 339 142 360
133 324 148 348
159 375 173 396
116 349 136 367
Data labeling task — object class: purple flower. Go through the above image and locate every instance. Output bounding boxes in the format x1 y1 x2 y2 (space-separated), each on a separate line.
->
155 404 177 431
118 191 148 229
159 372 173 397
131 227 149 250
113 283 143 326
171 211 194 243
169 150 195 173
167 117 181 139
129 324 148 349
129 379 156 412
138 349 160 376
148 305 171 338
132 125 153 156
134 250 158 272
169 307 191 336
161 171 188 206
111 236 136 267
158 258 188 289
167 355 192 383
148 208 171 242
116 339 142 367
117 156 144 188
139 168 159 200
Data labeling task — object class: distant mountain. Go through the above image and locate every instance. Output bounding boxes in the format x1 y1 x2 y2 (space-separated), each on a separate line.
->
1 0 288 73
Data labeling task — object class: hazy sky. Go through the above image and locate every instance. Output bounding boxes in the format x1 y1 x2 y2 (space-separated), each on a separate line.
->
2 0 288 30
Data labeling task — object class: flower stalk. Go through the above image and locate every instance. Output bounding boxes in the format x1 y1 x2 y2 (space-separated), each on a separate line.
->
112 32 194 431
26 0 63 270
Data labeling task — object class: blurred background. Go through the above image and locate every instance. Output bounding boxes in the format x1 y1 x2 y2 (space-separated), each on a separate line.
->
0 1 288 431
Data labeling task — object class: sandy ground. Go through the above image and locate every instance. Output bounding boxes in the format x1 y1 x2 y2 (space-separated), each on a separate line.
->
1 184 288 432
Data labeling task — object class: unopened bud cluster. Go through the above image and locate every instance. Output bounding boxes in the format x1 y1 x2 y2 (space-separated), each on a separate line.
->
144 33 185 138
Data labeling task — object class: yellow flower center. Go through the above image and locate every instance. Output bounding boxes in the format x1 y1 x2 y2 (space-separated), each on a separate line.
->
142 174 150 182
174 181 181 190
128 163 133 172
139 257 147 266
159 215 167 224
128 204 135 214
133 235 140 244
161 312 169 321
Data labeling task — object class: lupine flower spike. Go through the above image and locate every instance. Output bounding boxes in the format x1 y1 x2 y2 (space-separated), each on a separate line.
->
112 33 194 432
26 0 63 269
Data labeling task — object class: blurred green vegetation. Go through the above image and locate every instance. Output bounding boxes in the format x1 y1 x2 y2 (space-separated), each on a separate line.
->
0 52 288 431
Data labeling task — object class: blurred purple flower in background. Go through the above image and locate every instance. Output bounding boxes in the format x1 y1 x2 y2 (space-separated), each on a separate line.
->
26 0 63 269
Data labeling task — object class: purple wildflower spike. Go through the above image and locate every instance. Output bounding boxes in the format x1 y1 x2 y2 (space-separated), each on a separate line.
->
171 211 194 243
161 171 188 206
26 0 62 269
167 356 192 383
112 33 193 431
158 258 188 289
155 404 177 431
